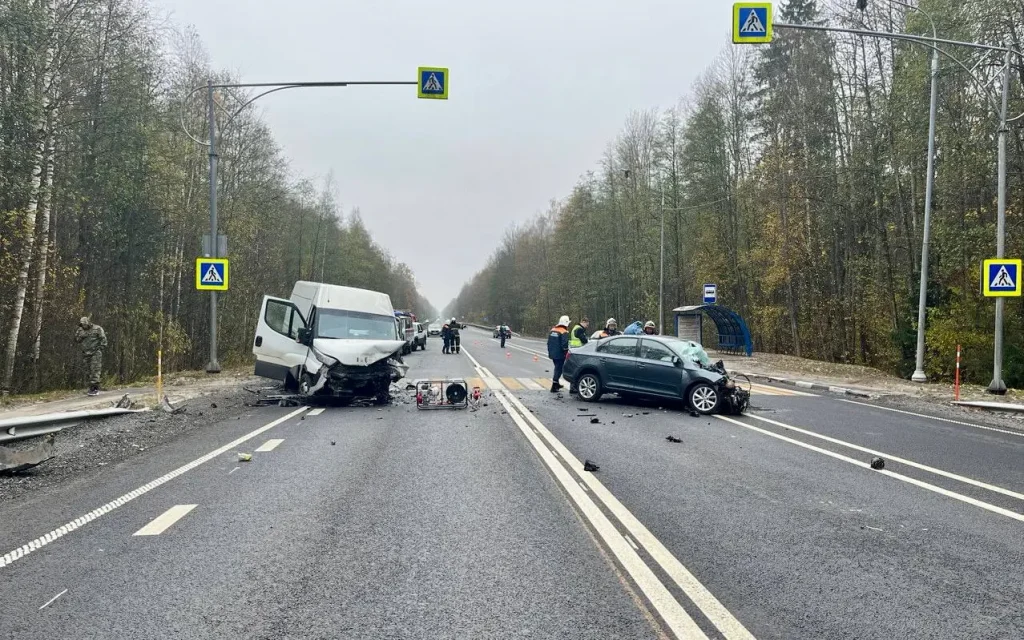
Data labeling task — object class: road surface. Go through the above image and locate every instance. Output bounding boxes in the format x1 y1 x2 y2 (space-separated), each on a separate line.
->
2 326 1022 639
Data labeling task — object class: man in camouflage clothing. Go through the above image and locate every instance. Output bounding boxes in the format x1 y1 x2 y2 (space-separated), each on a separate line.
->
75 317 107 396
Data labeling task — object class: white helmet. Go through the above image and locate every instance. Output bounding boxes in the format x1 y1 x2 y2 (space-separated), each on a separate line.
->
644 321 656 329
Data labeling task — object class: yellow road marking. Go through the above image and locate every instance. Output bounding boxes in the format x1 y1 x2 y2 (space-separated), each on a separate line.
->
500 377 524 390
535 377 553 389
466 377 487 390
518 378 544 390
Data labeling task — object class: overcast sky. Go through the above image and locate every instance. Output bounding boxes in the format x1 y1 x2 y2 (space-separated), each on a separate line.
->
153 0 729 309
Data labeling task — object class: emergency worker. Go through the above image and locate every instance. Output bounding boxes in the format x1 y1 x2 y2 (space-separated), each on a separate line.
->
643 321 657 335
547 315 570 393
569 318 590 349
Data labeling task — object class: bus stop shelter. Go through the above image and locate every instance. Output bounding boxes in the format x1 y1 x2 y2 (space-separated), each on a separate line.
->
672 305 753 356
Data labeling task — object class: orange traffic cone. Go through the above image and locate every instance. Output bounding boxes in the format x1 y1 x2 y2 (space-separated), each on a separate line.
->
506 352 512 358
532 355 539 362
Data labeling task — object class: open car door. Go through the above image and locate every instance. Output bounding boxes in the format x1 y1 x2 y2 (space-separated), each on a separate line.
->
252 295 308 385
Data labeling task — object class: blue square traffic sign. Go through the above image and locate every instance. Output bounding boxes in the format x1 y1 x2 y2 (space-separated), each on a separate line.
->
733 3 772 44
983 258 1021 297
195 258 229 291
418 67 448 99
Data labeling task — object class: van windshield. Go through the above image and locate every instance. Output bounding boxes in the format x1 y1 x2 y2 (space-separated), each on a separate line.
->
316 309 398 341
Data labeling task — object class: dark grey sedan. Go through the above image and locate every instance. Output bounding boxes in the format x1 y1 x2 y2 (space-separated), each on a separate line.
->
561 335 749 415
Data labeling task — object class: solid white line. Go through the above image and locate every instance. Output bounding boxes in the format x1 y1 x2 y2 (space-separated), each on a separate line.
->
0 407 307 570
306 408 325 416
838 398 1024 439
39 589 67 610
255 438 284 452
749 383 816 397
493 389 709 639
501 391 754 640
133 504 197 536
746 413 1024 502
715 415 1024 524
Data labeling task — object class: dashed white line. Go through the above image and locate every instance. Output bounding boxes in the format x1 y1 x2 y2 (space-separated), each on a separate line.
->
306 408 325 416
228 466 240 475
0 407 307 570
255 438 284 452
39 589 67 610
133 504 197 536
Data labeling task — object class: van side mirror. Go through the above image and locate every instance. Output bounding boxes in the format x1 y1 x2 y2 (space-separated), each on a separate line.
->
297 328 312 346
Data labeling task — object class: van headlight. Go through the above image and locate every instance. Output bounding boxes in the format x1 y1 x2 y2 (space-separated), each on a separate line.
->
310 346 338 367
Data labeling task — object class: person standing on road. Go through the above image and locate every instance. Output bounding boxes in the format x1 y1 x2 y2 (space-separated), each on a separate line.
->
569 318 590 349
75 316 107 396
449 318 462 354
441 323 451 354
547 315 571 393
643 320 657 335
499 324 508 348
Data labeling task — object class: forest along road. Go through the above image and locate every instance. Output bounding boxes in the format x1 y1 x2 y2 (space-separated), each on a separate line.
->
0 330 1019 639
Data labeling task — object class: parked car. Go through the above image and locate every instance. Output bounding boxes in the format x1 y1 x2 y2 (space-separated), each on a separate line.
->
428 323 442 336
252 281 407 404
561 335 749 415
394 311 416 355
411 322 428 351
493 325 511 339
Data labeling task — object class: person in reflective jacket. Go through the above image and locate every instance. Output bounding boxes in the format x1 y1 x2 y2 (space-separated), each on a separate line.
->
547 315 571 392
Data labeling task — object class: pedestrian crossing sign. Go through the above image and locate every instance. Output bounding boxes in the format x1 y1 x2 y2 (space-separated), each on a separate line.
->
733 3 772 44
195 258 229 291
982 258 1021 297
417 67 448 100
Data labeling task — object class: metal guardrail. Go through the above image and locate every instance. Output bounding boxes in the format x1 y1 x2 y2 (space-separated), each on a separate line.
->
0 408 147 445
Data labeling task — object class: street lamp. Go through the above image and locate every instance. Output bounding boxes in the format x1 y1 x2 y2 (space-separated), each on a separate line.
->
181 79 418 372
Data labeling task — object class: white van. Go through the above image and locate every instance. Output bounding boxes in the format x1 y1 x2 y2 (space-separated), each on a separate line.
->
252 281 408 403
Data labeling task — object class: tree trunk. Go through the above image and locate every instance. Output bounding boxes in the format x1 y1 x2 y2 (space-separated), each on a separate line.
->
31 105 57 391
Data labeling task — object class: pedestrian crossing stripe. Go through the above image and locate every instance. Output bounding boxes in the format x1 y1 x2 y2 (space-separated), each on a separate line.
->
194 258 229 291
500 377 524 390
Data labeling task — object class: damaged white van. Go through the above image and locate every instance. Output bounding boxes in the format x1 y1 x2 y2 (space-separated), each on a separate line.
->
252 281 408 404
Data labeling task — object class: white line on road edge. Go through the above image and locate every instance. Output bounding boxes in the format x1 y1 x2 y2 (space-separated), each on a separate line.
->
306 408 325 417
715 415 1024 524
838 399 1024 439
500 390 755 640
0 407 308 571
133 504 197 536
39 589 67 610
255 438 284 452
491 388 709 639
746 413 1024 503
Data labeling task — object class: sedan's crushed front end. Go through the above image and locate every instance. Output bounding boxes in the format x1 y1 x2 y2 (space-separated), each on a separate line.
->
716 377 750 415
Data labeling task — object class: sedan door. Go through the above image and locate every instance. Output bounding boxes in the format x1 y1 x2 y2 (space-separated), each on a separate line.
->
636 339 684 398
594 337 640 391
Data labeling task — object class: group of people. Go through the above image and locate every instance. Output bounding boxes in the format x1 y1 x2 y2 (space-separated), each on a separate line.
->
546 315 658 393
441 318 464 354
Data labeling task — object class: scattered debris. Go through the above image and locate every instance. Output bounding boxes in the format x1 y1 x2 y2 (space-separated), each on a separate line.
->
161 396 187 414
211 402 218 409
577 408 587 412
623 413 634 418
237 452 252 462
590 417 600 424
330 440 336 446
114 394 133 409
0 434 55 473
870 457 885 470
666 435 682 443
689 410 700 417
583 459 600 472
642 411 650 415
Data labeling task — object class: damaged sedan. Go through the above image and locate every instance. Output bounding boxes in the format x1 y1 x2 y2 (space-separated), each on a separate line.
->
252 281 408 405
561 335 749 415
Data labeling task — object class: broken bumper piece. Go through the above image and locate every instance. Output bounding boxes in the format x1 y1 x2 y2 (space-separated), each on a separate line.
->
304 357 408 403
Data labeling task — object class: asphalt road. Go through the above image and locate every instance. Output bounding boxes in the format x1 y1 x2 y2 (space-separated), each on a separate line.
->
2 326 1022 639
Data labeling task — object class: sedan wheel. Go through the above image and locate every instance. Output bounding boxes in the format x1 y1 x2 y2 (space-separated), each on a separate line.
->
577 373 602 402
689 382 719 415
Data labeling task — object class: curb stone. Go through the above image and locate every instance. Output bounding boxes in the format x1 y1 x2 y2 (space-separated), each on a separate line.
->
736 372 873 399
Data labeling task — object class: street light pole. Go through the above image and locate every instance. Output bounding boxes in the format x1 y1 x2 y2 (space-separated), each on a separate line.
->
659 184 665 333
988 49 1012 394
205 80 220 373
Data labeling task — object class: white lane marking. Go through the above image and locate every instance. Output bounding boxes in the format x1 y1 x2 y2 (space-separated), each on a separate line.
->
864 526 884 532
255 438 284 452
0 407 307 570
519 377 545 391
795 381 814 389
624 535 640 551
506 342 547 358
492 389 710 639
749 383 816 397
228 466 240 475
501 391 754 640
39 589 67 610
579 481 589 492
715 415 1024 524
462 349 502 388
838 399 1024 439
306 408 325 417
133 504 197 536
747 413 1024 502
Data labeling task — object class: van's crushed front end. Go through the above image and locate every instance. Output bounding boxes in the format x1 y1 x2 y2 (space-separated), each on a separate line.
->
301 339 408 404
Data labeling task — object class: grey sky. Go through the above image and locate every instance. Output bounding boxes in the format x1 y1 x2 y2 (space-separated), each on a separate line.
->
155 0 729 309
